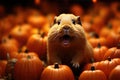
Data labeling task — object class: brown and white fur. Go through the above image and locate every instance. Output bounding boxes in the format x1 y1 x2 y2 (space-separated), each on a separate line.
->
47 14 93 68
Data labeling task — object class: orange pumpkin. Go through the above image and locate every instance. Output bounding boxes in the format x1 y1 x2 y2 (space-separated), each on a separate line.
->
103 44 120 60
14 55 43 80
91 16 105 34
27 14 46 29
40 63 74 80
93 43 108 62
10 24 32 47
0 35 19 60
109 65 120 80
79 66 107 80
88 37 107 48
15 49 38 60
99 24 113 38
105 31 120 48
0 19 13 37
95 58 120 78
27 33 47 60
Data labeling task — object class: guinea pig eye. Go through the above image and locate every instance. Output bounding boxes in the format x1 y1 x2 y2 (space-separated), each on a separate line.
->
57 20 61 25
72 19 76 25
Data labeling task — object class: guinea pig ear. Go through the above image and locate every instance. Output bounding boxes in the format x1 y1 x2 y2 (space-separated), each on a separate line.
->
53 16 57 24
77 16 82 26
50 16 57 27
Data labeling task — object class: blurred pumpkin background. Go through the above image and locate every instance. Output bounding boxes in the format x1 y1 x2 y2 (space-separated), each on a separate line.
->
0 0 120 80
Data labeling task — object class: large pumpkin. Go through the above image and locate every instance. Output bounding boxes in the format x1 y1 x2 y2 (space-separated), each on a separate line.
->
40 63 74 80
109 65 120 80
79 66 107 80
95 58 120 78
14 55 43 80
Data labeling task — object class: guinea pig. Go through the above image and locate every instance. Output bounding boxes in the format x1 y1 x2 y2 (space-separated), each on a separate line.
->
47 14 93 68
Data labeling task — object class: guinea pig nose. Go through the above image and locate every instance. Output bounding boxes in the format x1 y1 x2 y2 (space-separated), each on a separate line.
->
63 26 70 30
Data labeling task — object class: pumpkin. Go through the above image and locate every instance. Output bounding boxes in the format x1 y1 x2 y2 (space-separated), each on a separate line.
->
79 66 107 80
93 43 108 62
0 60 7 77
84 62 98 70
70 4 84 16
88 37 107 48
99 24 113 38
91 16 105 34
95 58 120 78
15 49 38 60
0 35 19 60
27 14 46 29
0 19 13 37
109 65 120 80
103 43 120 60
105 31 120 48
14 55 43 80
27 33 47 60
10 24 32 47
40 63 74 80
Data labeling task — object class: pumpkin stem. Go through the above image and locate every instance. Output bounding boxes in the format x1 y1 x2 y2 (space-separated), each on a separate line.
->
107 23 112 29
91 66 95 71
41 32 46 38
97 43 101 48
18 26 22 31
54 63 59 69
117 42 120 49
90 32 99 38
27 55 31 59
24 49 29 53
8 35 12 39
108 57 111 61
1 38 6 43
90 58 94 63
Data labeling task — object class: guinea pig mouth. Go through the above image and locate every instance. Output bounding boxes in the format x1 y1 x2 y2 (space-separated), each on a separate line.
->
60 35 73 47
60 35 71 41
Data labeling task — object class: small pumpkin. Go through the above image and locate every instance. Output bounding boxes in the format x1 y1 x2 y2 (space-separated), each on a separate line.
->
103 43 120 60
27 14 46 29
91 16 105 34
40 63 74 80
27 33 47 60
88 37 107 48
15 49 38 60
79 66 107 80
0 35 19 60
10 24 32 47
109 65 120 80
14 55 43 80
105 31 120 48
93 43 108 62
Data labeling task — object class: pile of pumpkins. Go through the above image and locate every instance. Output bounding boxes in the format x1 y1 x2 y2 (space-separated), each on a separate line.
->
0 1 120 80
